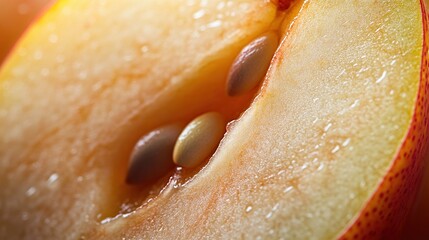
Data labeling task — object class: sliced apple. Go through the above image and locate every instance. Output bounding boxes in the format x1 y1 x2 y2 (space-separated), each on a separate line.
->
0 0 277 238
93 0 429 239
0 0 428 239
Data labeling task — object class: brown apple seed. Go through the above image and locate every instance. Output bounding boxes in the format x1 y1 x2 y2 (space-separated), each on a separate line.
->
126 124 183 185
226 31 279 96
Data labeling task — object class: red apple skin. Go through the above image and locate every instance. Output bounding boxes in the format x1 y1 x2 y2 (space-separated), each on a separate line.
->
339 1 429 239
403 153 429 239
402 3 429 239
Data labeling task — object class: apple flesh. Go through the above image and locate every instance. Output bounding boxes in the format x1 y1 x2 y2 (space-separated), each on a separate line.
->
94 0 429 239
0 0 428 239
0 0 277 238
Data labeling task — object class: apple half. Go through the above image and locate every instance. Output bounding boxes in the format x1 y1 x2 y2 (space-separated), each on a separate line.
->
0 0 428 239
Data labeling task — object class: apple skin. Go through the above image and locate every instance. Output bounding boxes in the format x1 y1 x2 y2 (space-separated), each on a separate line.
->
0 0 53 64
402 3 429 239
339 1 429 238
403 153 429 239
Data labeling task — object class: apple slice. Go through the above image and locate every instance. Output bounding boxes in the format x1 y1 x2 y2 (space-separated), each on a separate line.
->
0 0 277 238
91 0 429 239
0 0 428 239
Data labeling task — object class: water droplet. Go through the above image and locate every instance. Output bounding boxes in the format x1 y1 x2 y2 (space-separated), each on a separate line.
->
140 46 149 53
312 117 319 124
284 186 293 193
193 9 205 19
376 71 387 83
342 138 351 147
26 187 37 196
245 205 253 213
272 203 280 211
205 20 222 29
100 217 113 225
331 145 340 154
264 174 275 180
301 163 309 170
324 123 333 132
47 173 59 184
336 69 346 78
350 100 360 109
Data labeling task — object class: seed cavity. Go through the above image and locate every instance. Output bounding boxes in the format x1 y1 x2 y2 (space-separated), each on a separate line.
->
226 31 279 97
271 0 294 11
173 112 226 168
126 124 183 185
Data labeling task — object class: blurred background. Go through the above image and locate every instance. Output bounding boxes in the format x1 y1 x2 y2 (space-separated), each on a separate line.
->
0 0 428 238
0 0 53 63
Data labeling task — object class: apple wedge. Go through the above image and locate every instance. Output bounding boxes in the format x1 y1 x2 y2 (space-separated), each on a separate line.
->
0 0 428 239
0 0 277 238
93 0 429 239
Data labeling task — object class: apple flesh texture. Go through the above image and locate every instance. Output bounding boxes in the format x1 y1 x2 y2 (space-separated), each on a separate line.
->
0 1 428 240
95 0 429 239
0 0 277 238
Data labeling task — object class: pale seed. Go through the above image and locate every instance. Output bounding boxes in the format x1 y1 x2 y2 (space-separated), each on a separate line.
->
226 31 279 96
126 124 183 185
173 112 226 168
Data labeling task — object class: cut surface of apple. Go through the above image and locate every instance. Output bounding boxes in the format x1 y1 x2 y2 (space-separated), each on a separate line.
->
0 0 277 238
0 0 428 240
94 0 429 239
